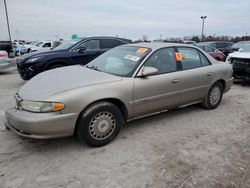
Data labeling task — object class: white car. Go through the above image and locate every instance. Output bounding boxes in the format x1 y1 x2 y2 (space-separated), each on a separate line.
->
23 41 39 53
30 41 61 53
0 50 11 70
226 45 250 82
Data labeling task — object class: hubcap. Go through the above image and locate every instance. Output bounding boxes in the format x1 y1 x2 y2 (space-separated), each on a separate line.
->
89 112 116 140
209 86 221 105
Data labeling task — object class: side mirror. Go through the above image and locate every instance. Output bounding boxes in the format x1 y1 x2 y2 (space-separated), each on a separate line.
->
77 47 86 53
137 66 158 77
238 48 243 52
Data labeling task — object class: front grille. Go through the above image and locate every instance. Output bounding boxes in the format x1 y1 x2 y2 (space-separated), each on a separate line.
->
233 58 250 68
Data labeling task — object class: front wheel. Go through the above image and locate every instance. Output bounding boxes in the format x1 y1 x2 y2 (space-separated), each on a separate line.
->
202 82 223 109
76 102 123 147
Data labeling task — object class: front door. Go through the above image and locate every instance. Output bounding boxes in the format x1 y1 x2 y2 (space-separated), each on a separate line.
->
71 39 104 65
133 47 182 117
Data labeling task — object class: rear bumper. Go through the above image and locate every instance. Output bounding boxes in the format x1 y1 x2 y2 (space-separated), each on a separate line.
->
5 108 78 139
0 60 14 70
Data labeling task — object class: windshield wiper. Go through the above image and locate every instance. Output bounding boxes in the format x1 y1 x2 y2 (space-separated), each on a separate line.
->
85 65 101 72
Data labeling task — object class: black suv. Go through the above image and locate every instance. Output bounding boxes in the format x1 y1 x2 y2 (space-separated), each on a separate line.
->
17 36 131 80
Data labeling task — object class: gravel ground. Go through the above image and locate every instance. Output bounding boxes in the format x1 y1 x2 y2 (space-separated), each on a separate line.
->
0 66 249 188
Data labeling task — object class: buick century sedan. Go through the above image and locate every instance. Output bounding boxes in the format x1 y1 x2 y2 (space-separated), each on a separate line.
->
5 43 233 147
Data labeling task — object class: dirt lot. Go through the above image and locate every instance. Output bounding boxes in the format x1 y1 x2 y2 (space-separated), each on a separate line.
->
0 66 249 188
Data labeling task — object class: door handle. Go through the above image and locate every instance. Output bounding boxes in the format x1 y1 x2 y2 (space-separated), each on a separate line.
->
207 72 213 76
171 79 180 83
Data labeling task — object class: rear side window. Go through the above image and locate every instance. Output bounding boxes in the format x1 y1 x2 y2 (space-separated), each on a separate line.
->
216 43 227 49
100 39 124 49
199 52 211 66
177 47 201 70
144 48 177 74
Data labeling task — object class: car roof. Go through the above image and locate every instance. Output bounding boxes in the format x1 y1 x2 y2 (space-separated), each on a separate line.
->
199 41 233 44
123 42 197 51
81 36 132 43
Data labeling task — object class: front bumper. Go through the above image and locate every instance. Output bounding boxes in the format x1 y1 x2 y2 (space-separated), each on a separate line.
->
5 108 78 139
16 62 35 80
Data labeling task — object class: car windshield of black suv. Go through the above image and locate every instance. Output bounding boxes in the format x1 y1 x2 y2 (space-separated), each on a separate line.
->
54 39 82 50
86 46 151 77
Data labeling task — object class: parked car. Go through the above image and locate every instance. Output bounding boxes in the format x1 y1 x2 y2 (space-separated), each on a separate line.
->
29 41 61 52
197 44 225 61
231 41 250 52
5 43 233 147
0 50 11 70
226 45 250 82
0 41 12 55
184 40 197 46
199 41 233 57
24 41 39 53
16 36 132 80
10 43 27 56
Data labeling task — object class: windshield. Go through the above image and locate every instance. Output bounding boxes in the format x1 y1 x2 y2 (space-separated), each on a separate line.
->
232 41 250 49
54 39 81 50
87 46 151 77
240 45 250 52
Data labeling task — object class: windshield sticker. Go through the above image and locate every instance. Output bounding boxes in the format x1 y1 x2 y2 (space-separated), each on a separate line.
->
136 48 148 54
124 54 140 61
175 52 183 61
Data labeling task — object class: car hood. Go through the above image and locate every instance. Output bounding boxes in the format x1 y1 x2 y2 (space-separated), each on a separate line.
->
228 52 250 59
18 65 122 100
20 49 66 60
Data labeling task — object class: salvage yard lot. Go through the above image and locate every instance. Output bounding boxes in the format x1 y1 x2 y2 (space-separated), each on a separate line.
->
0 67 250 187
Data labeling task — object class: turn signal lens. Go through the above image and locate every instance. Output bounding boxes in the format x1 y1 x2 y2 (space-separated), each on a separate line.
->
52 103 65 111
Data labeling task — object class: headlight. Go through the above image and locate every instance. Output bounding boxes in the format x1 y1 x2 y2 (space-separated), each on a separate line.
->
225 56 231 63
26 57 43 63
20 100 65 112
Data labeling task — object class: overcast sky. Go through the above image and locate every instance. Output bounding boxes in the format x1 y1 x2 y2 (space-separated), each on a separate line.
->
0 0 249 41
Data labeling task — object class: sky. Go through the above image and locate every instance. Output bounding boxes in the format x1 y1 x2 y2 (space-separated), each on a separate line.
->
0 0 249 41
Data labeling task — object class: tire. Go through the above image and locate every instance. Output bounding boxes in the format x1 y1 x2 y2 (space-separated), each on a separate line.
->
202 82 223 109
76 102 123 147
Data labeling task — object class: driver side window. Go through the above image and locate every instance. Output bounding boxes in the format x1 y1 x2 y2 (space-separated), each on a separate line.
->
78 40 100 50
144 48 177 74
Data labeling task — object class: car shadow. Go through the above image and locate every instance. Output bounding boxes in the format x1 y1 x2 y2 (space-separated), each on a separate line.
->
233 80 250 87
4 104 202 153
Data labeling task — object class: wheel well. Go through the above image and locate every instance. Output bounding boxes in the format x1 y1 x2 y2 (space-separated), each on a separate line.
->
216 79 225 92
74 98 128 135
43 61 69 71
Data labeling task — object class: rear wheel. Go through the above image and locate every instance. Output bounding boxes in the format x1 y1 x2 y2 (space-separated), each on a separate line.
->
76 102 122 147
202 82 223 109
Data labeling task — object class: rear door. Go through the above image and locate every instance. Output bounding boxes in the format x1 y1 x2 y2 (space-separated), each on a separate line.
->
176 47 215 105
133 47 182 116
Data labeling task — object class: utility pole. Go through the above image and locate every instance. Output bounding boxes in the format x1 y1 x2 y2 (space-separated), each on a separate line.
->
4 0 12 42
201 16 207 42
